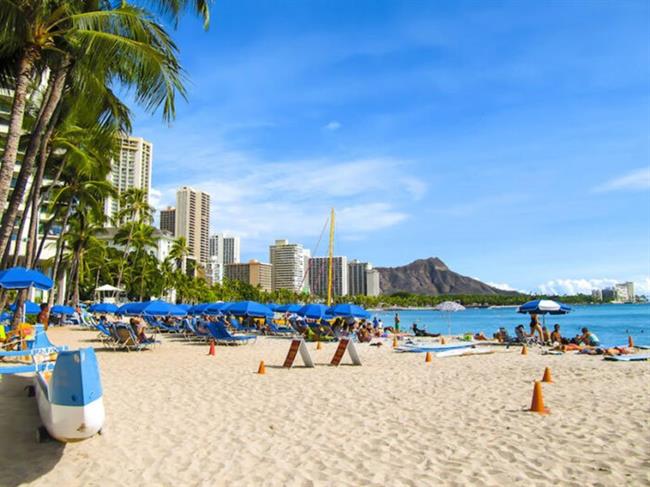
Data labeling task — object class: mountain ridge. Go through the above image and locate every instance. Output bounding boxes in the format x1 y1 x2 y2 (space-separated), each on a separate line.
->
376 257 516 296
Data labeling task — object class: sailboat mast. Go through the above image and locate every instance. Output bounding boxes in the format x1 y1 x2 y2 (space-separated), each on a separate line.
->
327 208 335 306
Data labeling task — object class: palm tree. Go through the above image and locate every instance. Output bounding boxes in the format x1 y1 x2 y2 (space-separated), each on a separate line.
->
0 2 186 258
169 236 190 274
113 188 154 293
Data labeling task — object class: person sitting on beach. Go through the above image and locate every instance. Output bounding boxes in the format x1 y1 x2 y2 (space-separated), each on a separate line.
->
357 325 372 343
129 317 153 343
542 326 551 344
37 303 50 330
577 327 600 347
473 332 488 341
514 325 527 342
412 323 439 338
550 324 565 344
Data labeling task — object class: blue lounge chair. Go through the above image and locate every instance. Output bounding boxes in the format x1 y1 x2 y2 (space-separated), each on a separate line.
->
229 316 256 333
207 322 255 345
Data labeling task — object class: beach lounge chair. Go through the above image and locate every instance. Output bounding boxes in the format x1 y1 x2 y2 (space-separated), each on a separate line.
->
113 324 154 351
187 320 212 341
268 321 295 336
229 316 256 333
96 322 118 349
207 322 256 345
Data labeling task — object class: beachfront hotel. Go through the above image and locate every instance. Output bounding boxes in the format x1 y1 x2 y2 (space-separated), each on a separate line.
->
104 135 153 224
207 234 241 284
175 186 211 266
308 256 349 297
159 206 176 236
225 259 273 292
269 239 309 292
348 260 381 297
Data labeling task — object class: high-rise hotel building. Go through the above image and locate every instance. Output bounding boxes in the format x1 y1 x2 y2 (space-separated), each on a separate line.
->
207 233 241 284
269 239 309 292
104 135 153 224
348 260 381 297
159 206 176 236
175 186 210 266
308 256 348 297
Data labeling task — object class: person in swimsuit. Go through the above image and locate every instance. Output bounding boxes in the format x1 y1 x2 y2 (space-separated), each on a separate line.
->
578 327 600 347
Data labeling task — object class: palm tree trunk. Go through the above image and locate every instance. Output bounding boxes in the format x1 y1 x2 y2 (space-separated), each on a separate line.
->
72 249 82 307
0 56 70 259
114 231 134 294
26 107 59 267
0 47 39 215
33 158 65 264
10 289 28 328
48 203 74 307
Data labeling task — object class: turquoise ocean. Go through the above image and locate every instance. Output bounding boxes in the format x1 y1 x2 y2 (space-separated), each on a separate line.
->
373 303 650 348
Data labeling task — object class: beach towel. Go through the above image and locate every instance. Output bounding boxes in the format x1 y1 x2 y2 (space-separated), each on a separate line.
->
603 354 650 362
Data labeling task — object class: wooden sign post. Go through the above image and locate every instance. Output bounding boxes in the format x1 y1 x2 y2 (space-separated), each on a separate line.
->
283 339 315 368
330 338 362 366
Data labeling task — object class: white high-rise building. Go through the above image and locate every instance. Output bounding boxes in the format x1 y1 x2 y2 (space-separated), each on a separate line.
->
208 234 240 284
615 282 635 303
309 256 348 297
104 135 153 223
366 268 380 297
269 239 308 292
347 260 381 296
175 186 210 266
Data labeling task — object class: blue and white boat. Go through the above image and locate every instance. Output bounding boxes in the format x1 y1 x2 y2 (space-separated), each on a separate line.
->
34 347 105 442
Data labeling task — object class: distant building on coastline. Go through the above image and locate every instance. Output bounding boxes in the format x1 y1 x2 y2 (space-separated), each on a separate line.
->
225 260 273 292
269 239 309 292
159 206 176 236
175 186 210 266
347 260 381 297
615 282 635 303
207 234 240 284
104 135 153 224
602 287 616 301
309 256 348 297
591 289 603 301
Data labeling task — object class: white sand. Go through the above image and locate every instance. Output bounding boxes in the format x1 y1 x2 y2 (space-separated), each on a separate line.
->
1 328 649 486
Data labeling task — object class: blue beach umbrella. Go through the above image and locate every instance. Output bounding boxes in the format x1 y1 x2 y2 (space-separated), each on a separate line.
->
276 303 302 313
222 301 273 317
327 303 371 319
297 304 331 320
89 303 119 313
123 300 187 316
176 304 192 312
0 267 53 290
518 299 571 315
9 300 40 315
189 303 212 315
203 302 229 315
51 304 75 315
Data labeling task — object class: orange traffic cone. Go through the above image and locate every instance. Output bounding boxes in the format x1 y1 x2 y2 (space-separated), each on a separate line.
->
628 335 634 348
257 361 266 375
392 336 398 348
440 336 446 345
521 345 528 355
316 340 322 351
425 351 432 363
208 340 215 356
541 367 553 383
529 381 550 414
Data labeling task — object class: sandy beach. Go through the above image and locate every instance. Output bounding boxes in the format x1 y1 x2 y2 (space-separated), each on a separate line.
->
1 327 648 487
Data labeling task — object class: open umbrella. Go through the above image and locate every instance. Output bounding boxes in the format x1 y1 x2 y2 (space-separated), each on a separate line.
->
327 303 370 319
434 301 466 336
51 304 75 315
518 299 571 315
276 303 302 313
89 303 119 313
189 303 212 315
118 300 187 316
297 304 331 320
9 300 40 315
0 267 53 290
222 301 273 317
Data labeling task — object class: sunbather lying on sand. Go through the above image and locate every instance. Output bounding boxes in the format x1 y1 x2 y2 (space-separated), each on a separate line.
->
412 323 439 337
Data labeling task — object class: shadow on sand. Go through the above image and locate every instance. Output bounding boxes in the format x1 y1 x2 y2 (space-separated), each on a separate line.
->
0 374 65 486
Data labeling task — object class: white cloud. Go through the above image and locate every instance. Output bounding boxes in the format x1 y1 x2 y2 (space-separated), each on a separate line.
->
324 121 341 131
535 277 650 296
593 167 650 193
486 282 522 292
149 187 163 209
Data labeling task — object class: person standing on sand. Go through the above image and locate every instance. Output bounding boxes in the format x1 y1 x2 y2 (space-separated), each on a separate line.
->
37 303 50 330
394 313 400 332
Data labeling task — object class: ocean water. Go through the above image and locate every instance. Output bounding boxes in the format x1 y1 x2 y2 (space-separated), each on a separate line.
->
373 303 650 348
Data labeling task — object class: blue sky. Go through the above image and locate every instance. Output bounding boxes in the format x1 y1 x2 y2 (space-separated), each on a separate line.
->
132 0 650 294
